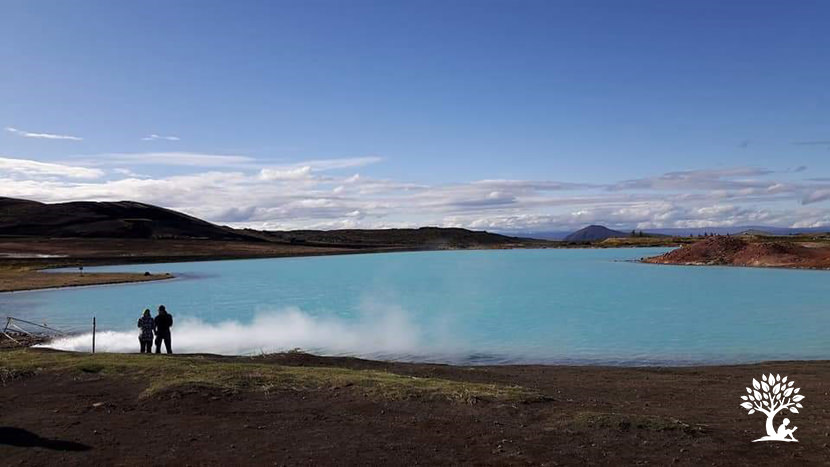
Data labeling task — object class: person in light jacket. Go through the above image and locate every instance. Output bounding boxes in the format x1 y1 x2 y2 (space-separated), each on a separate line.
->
137 309 154 353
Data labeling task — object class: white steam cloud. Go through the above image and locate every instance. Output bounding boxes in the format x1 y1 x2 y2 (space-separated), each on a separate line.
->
43 306 425 357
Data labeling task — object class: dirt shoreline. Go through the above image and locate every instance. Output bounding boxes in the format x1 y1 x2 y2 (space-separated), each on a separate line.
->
1 348 828 465
642 235 830 270
0 237 429 293
0 271 175 293
638 258 830 272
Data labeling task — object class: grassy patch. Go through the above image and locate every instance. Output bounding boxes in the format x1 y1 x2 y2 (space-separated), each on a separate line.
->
0 366 35 386
0 349 537 403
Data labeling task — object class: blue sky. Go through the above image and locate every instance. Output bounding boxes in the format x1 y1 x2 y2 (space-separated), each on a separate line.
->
2 0 830 230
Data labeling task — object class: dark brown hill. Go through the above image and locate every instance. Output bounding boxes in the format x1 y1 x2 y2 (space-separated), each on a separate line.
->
0 197 541 249
258 227 537 248
0 197 252 240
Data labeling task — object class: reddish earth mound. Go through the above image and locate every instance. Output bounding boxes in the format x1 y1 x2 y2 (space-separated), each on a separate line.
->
648 236 748 265
643 235 830 269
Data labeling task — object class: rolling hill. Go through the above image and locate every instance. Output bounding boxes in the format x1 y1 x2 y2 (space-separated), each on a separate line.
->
258 227 534 248
0 197 252 240
0 197 540 249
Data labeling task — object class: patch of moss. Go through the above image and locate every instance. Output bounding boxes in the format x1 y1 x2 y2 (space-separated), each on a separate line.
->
0 349 537 403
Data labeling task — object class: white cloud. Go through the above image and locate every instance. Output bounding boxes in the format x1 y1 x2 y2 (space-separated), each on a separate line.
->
0 156 103 179
5 127 83 141
609 167 777 192
301 156 382 170
803 189 830 205
113 168 144 178
2 155 830 231
259 166 313 181
95 152 255 167
142 134 181 141
792 217 830 228
74 153 383 172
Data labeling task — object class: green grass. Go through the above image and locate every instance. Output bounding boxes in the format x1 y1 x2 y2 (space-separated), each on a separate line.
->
0 349 537 403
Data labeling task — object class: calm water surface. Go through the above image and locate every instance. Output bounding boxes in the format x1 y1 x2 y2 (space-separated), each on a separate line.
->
2 248 828 365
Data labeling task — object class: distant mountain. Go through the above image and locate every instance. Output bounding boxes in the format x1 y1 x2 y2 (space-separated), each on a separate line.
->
0 197 255 240
563 225 628 242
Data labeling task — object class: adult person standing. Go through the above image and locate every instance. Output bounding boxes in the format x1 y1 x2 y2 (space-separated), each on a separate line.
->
137 309 155 353
154 305 173 354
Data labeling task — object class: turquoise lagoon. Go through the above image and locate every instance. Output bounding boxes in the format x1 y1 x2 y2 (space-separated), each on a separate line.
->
2 248 828 365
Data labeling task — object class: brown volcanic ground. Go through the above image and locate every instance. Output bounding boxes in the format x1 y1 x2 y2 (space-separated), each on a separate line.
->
643 235 830 269
1 349 829 466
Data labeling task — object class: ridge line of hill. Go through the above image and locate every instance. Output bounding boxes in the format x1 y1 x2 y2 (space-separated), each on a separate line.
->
0 197 543 249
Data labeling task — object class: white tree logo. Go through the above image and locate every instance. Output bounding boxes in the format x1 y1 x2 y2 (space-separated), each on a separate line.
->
740 373 805 442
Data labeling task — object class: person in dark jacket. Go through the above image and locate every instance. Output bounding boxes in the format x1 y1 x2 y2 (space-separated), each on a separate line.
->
154 305 173 354
137 309 154 353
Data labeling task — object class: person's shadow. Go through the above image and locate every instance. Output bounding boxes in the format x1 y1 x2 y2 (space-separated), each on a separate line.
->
0 427 91 451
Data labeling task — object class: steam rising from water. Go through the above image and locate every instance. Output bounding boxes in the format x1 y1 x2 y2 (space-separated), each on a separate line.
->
44 304 425 357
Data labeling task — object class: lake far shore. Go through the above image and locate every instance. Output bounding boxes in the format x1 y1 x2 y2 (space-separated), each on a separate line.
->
7 233 830 293
0 235 682 293
0 237 431 293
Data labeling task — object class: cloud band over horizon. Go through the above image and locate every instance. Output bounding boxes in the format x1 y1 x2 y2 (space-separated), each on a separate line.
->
1 153 830 231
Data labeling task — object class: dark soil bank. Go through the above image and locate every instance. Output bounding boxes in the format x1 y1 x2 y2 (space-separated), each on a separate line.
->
1 352 829 466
